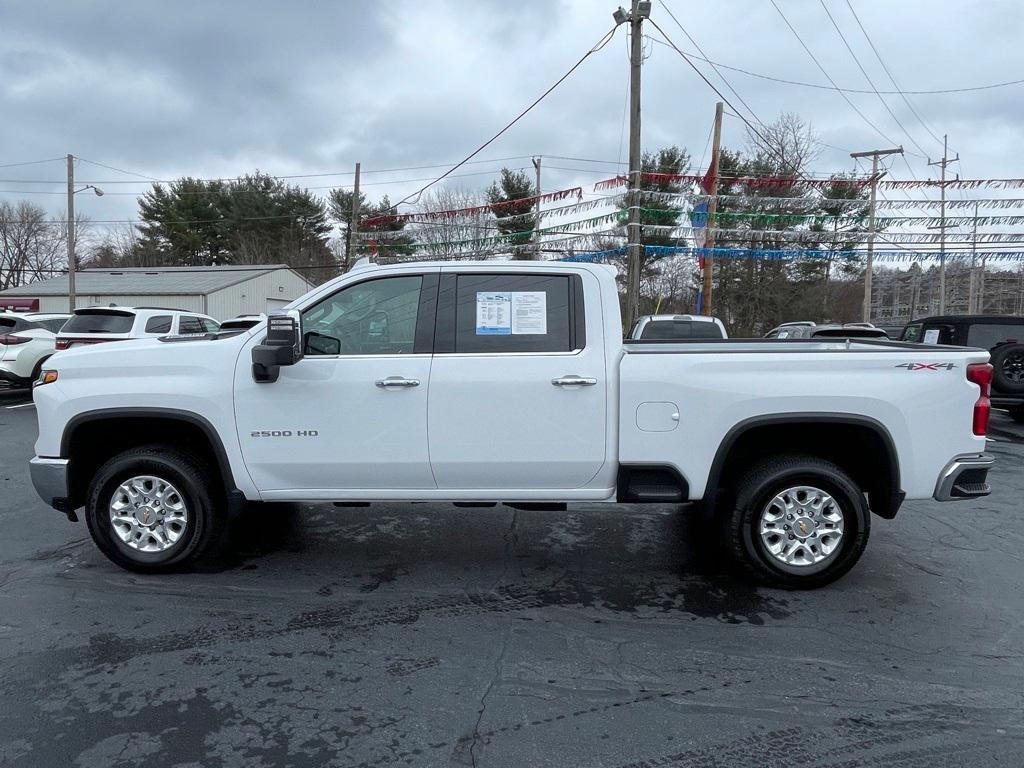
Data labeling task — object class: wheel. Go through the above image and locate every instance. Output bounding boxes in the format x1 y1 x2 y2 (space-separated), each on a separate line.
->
1009 406 1024 424
725 455 870 589
85 446 226 573
26 356 51 388
991 343 1024 394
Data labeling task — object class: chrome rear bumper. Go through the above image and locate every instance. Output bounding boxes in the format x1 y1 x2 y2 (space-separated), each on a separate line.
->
933 454 995 502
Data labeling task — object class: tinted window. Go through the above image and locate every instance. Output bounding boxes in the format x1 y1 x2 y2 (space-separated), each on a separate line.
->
640 320 723 340
967 323 1024 350
302 275 422 355
144 315 173 333
0 317 35 333
453 274 575 353
62 312 134 334
811 328 887 338
177 316 204 335
36 318 69 333
200 318 220 333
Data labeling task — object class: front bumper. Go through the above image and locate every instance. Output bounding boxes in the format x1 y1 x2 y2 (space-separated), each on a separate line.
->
29 456 75 518
933 454 995 501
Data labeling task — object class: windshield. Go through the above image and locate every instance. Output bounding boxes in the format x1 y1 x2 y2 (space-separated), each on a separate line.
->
967 323 1024 349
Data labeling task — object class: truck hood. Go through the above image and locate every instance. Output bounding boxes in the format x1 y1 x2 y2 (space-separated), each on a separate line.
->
49 333 249 379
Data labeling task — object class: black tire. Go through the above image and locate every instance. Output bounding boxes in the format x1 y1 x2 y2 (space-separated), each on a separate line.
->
725 455 870 589
1009 406 1024 424
991 343 1024 394
85 446 226 573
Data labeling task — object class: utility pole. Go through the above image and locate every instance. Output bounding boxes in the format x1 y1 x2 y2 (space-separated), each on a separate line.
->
344 162 361 270
702 101 724 316
850 146 903 323
66 154 76 313
532 156 542 258
968 200 979 313
620 0 650 331
928 134 959 314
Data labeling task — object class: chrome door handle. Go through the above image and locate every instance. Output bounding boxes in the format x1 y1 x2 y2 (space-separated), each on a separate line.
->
551 375 598 387
375 376 420 388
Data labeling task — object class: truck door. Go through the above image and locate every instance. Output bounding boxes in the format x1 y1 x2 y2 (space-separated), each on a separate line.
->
426 269 608 491
234 270 439 495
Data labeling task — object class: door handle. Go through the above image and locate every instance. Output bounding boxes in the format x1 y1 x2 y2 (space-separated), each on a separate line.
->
551 375 598 387
375 376 420 388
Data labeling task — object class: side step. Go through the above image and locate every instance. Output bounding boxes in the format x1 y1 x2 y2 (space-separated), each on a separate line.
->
618 467 688 503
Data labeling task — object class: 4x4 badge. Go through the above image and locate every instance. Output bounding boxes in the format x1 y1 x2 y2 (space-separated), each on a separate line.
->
894 362 957 371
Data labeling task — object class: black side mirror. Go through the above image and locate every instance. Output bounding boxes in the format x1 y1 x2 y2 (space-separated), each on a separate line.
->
252 310 303 383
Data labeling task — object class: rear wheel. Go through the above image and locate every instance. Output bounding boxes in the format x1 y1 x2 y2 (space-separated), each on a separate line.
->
992 343 1024 394
85 446 226 573
725 455 870 589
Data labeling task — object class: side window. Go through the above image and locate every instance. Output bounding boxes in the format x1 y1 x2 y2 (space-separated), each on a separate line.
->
452 274 577 353
145 315 173 334
200 318 220 333
177 316 204 335
902 324 921 343
301 275 422 356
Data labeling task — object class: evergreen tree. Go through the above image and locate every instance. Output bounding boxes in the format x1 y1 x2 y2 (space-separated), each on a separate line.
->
487 168 536 259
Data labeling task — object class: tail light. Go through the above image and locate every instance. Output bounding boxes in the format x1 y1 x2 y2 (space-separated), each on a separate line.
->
55 339 71 350
967 363 993 436
0 334 31 345
55 337 117 350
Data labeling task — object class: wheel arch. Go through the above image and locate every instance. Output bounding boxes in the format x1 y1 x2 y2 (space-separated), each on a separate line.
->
706 413 903 519
61 408 239 509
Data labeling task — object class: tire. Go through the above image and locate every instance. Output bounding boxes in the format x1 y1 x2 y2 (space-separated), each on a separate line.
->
991 343 1024 394
85 446 226 573
1010 406 1024 424
725 455 870 589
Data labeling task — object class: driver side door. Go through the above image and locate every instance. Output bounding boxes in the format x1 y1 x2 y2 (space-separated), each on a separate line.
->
234 269 439 497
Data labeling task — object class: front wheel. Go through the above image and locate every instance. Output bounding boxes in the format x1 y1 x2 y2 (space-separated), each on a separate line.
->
85 446 226 573
725 455 870 589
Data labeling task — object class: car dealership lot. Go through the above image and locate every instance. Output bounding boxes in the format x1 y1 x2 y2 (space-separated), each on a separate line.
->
1 392 1022 766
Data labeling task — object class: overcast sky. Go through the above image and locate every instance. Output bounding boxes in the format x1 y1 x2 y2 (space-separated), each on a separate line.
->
2 0 1022 234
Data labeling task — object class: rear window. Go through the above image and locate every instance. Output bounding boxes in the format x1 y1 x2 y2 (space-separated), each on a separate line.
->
35 318 69 333
966 323 1024 350
811 328 887 339
0 317 35 333
640 320 723 340
61 312 135 335
144 315 173 333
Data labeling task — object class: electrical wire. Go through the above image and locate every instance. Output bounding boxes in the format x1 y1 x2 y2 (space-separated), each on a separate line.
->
75 157 160 181
387 23 620 211
0 157 65 169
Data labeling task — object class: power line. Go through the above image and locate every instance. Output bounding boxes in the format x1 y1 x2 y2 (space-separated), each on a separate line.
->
642 35 1024 96
769 0 902 150
388 23 620 211
75 157 160 181
0 157 64 169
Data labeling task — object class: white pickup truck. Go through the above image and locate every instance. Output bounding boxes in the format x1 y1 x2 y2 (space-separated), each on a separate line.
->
30 260 995 588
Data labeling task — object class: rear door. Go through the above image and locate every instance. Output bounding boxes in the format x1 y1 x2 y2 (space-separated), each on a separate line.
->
427 268 607 491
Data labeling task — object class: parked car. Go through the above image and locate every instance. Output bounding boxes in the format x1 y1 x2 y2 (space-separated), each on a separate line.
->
0 311 70 387
31 260 994 589
55 307 219 350
766 322 889 340
628 314 727 340
902 314 1024 421
218 314 265 332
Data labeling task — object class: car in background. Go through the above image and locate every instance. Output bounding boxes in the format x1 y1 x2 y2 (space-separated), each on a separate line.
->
765 322 890 340
0 311 71 387
218 314 265 332
628 314 728 340
55 307 219 350
903 314 1024 421
879 324 906 339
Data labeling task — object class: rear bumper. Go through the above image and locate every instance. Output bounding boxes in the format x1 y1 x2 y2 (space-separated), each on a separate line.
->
29 456 75 517
933 454 995 501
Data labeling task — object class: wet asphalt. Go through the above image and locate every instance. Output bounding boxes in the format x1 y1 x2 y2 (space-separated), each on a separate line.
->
0 385 1022 767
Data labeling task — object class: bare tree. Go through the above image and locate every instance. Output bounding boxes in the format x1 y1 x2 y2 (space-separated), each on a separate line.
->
406 187 496 260
0 201 81 289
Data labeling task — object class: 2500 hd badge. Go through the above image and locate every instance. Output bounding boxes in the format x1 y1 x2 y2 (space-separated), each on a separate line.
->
250 430 320 437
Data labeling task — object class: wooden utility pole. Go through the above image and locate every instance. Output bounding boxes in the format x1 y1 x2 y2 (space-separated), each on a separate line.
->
701 102 724 316
850 146 903 323
532 156 542 257
66 154 76 313
344 162 361 270
623 0 650 331
968 200 980 313
928 135 958 314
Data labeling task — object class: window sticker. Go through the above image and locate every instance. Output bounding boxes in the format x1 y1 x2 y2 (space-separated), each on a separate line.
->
476 292 512 335
511 291 547 335
923 329 940 345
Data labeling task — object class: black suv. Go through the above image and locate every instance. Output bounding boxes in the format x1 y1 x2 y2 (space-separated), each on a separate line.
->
902 315 1024 421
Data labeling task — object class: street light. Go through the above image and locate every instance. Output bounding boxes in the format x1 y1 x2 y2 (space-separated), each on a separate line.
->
67 152 105 312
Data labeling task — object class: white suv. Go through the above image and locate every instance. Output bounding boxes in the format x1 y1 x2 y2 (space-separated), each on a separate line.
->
56 307 220 350
0 311 71 387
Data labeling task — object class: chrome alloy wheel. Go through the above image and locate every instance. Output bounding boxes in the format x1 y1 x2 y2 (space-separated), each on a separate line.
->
758 485 844 567
109 475 188 553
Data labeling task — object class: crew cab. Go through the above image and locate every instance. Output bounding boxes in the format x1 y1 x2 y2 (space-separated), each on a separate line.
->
29 260 996 588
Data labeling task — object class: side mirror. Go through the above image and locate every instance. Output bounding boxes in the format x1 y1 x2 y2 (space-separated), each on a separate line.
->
252 310 303 383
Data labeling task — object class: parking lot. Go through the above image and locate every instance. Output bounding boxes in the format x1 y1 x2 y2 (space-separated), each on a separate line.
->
0 385 1022 767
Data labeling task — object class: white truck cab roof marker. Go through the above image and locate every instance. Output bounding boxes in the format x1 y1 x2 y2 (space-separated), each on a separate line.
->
31 260 995 587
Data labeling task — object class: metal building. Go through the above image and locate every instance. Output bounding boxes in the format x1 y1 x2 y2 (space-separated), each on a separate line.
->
0 265 312 320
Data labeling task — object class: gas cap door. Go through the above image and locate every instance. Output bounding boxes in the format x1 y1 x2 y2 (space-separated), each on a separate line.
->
636 401 680 432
